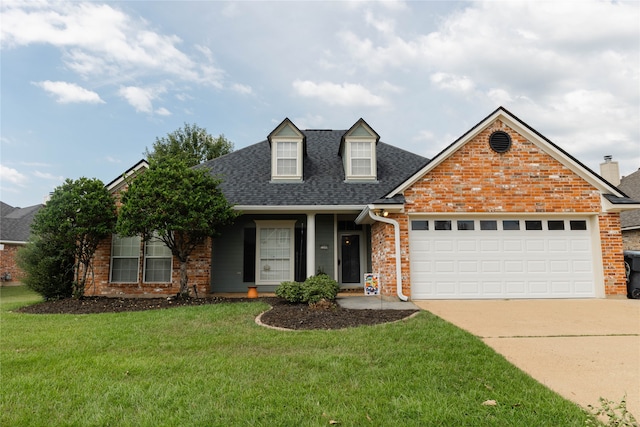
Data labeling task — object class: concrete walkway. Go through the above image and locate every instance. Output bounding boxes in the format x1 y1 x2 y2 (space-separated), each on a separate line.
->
337 295 419 310
414 298 640 416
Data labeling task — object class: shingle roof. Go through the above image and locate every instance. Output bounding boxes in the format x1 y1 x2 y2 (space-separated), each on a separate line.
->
198 129 429 207
0 203 43 242
618 169 640 229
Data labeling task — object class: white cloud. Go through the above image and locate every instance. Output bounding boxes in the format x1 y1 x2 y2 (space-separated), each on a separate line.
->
33 170 64 181
118 86 165 114
430 73 474 93
33 80 104 104
231 83 253 95
293 80 386 107
155 107 171 116
0 164 27 186
1 1 225 87
105 156 121 164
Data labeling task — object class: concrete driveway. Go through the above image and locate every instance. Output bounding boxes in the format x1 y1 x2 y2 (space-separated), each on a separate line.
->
414 298 640 416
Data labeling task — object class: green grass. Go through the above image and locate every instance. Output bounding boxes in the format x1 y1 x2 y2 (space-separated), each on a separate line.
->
1 286 596 426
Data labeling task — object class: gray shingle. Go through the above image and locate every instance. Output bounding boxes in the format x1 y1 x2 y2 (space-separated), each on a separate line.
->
198 129 429 207
619 169 640 229
0 203 42 242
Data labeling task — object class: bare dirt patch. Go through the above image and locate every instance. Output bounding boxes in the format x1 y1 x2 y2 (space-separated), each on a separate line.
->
16 296 419 330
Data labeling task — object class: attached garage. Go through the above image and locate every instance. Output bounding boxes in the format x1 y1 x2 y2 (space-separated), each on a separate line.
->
409 217 599 299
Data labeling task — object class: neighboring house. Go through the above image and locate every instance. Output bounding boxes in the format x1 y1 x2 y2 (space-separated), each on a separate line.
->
0 202 43 283
88 107 638 299
617 168 640 250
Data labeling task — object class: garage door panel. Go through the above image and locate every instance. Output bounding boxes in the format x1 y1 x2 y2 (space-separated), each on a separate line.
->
504 240 524 251
505 260 524 272
527 260 547 273
410 217 597 299
457 240 477 252
550 260 570 273
434 240 454 252
526 240 546 251
480 240 500 252
459 281 480 295
529 281 549 293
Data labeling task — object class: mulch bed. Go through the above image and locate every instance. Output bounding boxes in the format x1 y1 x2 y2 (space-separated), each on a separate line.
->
16 296 419 330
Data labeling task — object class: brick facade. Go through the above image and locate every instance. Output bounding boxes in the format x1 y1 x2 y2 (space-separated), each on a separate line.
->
0 243 25 284
86 234 212 297
622 229 640 251
371 119 627 297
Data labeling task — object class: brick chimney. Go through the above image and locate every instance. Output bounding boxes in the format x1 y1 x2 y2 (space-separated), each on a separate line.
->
599 155 620 186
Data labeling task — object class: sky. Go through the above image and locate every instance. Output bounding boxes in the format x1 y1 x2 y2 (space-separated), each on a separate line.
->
1 0 639 208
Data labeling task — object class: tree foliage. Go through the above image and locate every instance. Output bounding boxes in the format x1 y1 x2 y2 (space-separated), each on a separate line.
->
27 177 117 297
144 123 234 167
116 157 237 297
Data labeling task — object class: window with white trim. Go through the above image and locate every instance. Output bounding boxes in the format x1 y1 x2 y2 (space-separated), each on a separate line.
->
350 141 373 176
342 120 378 181
269 119 304 181
110 235 140 283
255 220 296 284
275 141 299 177
144 236 172 283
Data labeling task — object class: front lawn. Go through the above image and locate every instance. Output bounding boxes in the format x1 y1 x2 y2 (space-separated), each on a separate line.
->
1 286 595 426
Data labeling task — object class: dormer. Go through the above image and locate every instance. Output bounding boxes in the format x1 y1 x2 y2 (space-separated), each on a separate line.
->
268 118 306 182
339 118 379 182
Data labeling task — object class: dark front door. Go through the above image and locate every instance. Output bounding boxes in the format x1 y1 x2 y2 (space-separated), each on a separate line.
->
340 234 360 284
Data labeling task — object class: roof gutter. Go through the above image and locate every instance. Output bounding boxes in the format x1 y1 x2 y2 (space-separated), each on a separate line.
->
366 208 408 301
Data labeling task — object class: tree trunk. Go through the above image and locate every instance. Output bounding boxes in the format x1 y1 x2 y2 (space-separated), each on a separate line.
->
179 259 189 298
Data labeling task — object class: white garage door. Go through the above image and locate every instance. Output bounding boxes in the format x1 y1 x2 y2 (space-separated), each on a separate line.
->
410 218 596 299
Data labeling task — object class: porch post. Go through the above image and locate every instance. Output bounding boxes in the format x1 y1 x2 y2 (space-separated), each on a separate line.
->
306 213 316 278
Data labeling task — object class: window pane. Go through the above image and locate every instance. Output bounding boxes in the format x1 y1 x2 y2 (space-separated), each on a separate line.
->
352 159 371 176
276 142 297 176
434 220 452 230
570 220 587 230
277 158 297 175
111 258 138 283
480 220 497 230
525 220 543 230
351 142 372 176
503 220 520 230
112 235 140 257
411 220 429 230
145 258 171 282
259 227 292 282
457 220 475 230
144 236 172 283
548 220 565 230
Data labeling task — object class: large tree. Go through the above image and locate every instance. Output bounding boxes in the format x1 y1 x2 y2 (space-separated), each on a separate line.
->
145 123 234 167
116 157 237 298
29 177 117 297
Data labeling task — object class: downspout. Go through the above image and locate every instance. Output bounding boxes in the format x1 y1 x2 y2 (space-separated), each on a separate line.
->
368 209 408 301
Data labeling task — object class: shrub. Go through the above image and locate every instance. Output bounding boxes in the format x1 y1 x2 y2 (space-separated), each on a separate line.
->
275 281 305 303
302 274 340 304
275 274 340 305
16 237 75 300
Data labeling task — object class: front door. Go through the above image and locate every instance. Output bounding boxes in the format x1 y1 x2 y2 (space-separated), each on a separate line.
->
339 233 362 285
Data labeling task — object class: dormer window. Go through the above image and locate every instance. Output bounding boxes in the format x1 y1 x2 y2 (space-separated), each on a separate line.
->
268 118 305 182
340 119 379 182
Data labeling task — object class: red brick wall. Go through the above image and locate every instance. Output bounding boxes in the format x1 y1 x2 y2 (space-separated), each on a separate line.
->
371 119 626 297
86 235 212 297
0 243 25 284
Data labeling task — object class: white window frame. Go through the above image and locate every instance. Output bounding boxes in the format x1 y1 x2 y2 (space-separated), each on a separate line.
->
271 139 303 181
254 220 296 285
143 235 173 283
110 234 141 283
344 139 376 181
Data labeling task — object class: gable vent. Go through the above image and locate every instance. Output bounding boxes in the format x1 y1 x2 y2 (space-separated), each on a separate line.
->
489 131 511 153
